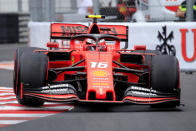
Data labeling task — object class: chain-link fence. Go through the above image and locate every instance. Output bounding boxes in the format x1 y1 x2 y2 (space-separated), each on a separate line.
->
0 0 195 22
99 0 196 22
99 0 182 22
0 0 195 44
99 0 136 21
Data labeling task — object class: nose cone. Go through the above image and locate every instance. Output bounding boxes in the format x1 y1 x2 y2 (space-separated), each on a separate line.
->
85 52 115 100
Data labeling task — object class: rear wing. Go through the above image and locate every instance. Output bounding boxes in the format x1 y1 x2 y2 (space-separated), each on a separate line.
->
50 23 89 40
50 23 128 42
98 24 128 42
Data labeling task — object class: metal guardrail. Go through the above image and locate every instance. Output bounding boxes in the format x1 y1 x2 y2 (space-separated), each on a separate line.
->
18 13 30 43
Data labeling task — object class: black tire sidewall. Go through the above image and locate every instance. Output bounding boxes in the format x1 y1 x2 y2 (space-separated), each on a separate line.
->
151 55 179 93
20 52 48 88
16 49 47 106
13 47 45 94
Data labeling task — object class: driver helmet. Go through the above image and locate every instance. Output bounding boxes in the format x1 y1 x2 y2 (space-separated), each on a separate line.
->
86 38 96 51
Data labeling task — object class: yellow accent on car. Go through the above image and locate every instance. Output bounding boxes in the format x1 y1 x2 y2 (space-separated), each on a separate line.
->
92 70 108 77
72 56 74 65
93 83 109 86
117 58 120 63
86 15 105 19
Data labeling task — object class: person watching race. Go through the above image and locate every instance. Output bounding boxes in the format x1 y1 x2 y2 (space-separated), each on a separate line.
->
77 0 93 14
176 0 196 21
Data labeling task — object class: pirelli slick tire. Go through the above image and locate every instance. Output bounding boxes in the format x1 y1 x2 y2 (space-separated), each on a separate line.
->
150 55 180 108
13 47 45 94
17 52 48 106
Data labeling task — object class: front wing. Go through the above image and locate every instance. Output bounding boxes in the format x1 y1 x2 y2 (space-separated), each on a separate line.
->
21 84 180 105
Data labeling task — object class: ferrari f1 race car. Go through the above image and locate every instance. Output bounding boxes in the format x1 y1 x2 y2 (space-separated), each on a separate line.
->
13 15 181 108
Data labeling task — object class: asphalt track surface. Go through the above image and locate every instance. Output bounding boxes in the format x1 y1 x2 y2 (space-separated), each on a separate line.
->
0 44 196 131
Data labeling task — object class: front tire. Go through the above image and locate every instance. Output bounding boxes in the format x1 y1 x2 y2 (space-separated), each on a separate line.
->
150 55 180 108
17 52 48 106
14 47 45 94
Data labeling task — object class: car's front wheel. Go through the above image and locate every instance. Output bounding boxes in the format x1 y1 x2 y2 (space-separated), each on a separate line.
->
150 55 180 108
17 52 48 106
13 47 45 94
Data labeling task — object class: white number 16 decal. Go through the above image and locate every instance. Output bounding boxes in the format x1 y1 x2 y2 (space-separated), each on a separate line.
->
90 62 108 68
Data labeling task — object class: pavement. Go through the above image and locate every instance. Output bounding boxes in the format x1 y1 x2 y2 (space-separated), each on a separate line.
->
0 44 27 61
0 44 196 131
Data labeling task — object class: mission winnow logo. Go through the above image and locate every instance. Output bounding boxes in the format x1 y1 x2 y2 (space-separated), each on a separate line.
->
156 26 176 56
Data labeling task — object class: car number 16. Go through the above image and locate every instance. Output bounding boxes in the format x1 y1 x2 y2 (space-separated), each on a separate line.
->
90 62 108 68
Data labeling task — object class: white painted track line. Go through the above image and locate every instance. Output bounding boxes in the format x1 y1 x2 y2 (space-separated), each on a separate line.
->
0 61 14 70
0 87 74 128
0 120 27 124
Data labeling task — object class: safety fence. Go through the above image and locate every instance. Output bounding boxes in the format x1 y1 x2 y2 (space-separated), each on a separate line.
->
0 0 194 44
0 0 186 22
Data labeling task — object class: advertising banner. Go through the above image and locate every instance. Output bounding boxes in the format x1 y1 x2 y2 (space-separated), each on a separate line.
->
128 22 196 71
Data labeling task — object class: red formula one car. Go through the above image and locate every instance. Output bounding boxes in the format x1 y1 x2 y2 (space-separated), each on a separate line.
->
13 15 180 108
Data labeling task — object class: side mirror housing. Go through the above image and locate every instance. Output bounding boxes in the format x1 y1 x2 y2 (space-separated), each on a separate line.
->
47 42 59 48
134 45 146 50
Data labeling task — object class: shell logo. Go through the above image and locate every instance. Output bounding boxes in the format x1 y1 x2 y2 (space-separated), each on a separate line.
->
92 70 108 77
93 83 109 86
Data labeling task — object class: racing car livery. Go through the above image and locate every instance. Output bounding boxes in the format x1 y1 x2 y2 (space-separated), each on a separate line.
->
13 15 180 108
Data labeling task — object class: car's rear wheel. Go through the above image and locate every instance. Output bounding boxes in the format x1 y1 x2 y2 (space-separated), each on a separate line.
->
150 55 180 108
17 52 48 106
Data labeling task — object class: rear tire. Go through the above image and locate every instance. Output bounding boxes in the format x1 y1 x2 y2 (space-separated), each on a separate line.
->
17 52 48 106
150 55 180 108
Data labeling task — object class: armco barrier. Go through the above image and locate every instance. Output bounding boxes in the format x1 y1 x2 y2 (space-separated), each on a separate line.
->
0 13 19 43
28 22 196 71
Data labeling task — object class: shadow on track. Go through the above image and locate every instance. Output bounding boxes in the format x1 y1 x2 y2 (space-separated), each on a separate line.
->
70 103 183 112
